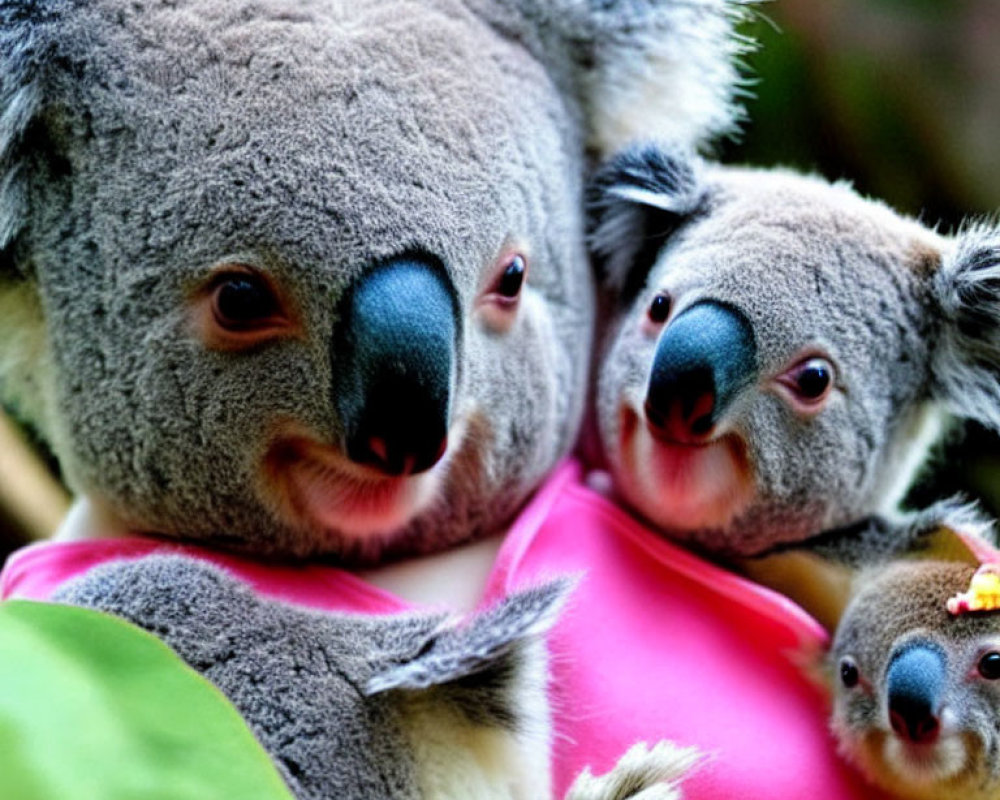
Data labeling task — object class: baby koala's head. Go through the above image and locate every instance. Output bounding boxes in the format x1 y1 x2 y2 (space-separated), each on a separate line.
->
831 559 1000 800
588 144 1000 557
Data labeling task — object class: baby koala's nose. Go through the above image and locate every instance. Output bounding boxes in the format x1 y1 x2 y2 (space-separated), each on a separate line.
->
886 644 946 745
644 300 756 443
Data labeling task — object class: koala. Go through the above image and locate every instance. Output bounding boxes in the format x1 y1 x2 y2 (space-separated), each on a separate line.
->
0 2 750 796
830 558 1000 800
56 557 699 800
0 0 750 565
587 142 1000 561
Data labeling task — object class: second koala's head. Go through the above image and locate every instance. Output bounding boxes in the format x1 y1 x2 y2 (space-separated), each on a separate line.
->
589 144 1000 557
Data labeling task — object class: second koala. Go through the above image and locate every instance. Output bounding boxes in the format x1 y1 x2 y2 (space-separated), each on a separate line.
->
588 144 1000 562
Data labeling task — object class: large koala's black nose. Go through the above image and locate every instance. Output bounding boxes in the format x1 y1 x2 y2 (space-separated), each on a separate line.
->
886 644 946 745
644 300 756 443
334 256 458 477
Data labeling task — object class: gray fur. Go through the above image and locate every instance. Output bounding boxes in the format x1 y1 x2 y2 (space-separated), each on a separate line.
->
831 560 1000 800
54 555 568 799
1 6 751 795
0 0 753 564
589 145 1000 557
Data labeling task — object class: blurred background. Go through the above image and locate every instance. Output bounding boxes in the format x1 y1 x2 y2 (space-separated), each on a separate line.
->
1 0 999 561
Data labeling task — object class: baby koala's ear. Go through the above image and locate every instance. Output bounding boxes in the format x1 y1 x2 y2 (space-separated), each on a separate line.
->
588 142 705 302
932 222 1000 430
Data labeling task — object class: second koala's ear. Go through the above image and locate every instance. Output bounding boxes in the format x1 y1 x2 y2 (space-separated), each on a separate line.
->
932 223 1000 430
588 142 705 302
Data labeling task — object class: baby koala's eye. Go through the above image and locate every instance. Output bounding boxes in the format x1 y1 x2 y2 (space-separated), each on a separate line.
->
647 292 671 324
840 656 860 689
978 651 1000 680
213 273 281 329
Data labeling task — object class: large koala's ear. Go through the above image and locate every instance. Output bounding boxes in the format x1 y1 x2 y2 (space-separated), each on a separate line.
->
932 222 1000 430
472 0 756 154
588 141 705 302
1 2 54 266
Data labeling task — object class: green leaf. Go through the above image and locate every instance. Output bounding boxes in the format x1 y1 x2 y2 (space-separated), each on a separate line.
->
0 600 294 800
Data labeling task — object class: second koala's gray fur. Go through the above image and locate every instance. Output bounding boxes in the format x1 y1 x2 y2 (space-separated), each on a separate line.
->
588 143 1000 559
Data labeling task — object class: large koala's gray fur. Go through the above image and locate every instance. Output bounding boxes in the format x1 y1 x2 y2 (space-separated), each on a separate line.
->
56 558 700 800
589 143 1000 559
0 0 752 564
54 557 564 799
0 1 751 795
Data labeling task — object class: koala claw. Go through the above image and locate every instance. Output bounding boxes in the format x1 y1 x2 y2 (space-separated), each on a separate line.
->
564 740 702 800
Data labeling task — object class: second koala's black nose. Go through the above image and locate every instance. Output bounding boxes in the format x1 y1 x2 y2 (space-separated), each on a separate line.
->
334 256 458 476
887 644 946 745
644 300 756 442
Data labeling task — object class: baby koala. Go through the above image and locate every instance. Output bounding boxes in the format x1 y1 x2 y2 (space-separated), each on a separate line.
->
831 557 1000 800
587 142 1000 561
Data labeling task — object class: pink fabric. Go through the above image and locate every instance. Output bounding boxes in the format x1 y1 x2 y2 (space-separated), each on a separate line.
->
4 460 951 798
0 535 407 614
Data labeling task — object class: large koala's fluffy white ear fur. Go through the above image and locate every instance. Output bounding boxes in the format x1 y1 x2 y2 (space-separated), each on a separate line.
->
0 2 49 260
588 141 706 301
932 223 1000 430
472 0 756 155
0 3 55 433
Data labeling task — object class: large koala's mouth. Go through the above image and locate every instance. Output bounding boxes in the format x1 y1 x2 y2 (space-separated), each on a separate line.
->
263 431 459 541
614 403 755 533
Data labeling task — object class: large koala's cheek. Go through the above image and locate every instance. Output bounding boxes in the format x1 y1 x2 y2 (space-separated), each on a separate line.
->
43 266 329 542
463 273 590 501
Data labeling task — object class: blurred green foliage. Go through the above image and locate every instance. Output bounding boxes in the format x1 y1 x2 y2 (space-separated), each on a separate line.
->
0 600 293 800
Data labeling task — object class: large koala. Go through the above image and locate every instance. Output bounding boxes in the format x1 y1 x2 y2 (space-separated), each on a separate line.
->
0 0 752 796
588 143 1000 561
0 0 749 563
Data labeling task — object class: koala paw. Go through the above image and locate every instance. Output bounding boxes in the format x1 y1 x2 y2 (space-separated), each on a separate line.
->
564 740 702 800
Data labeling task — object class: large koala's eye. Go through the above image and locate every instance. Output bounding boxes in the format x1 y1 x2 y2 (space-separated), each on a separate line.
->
495 254 526 299
839 656 860 689
212 273 281 329
978 651 1000 680
193 267 295 349
477 250 528 332
776 355 836 413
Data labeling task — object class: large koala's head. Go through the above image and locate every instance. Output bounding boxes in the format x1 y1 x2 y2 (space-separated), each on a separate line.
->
0 1 751 561
589 144 1000 557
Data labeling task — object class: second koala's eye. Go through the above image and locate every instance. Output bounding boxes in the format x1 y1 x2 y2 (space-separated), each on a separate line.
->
213 274 281 329
778 356 835 409
840 657 860 689
647 293 671 324
978 652 1000 680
